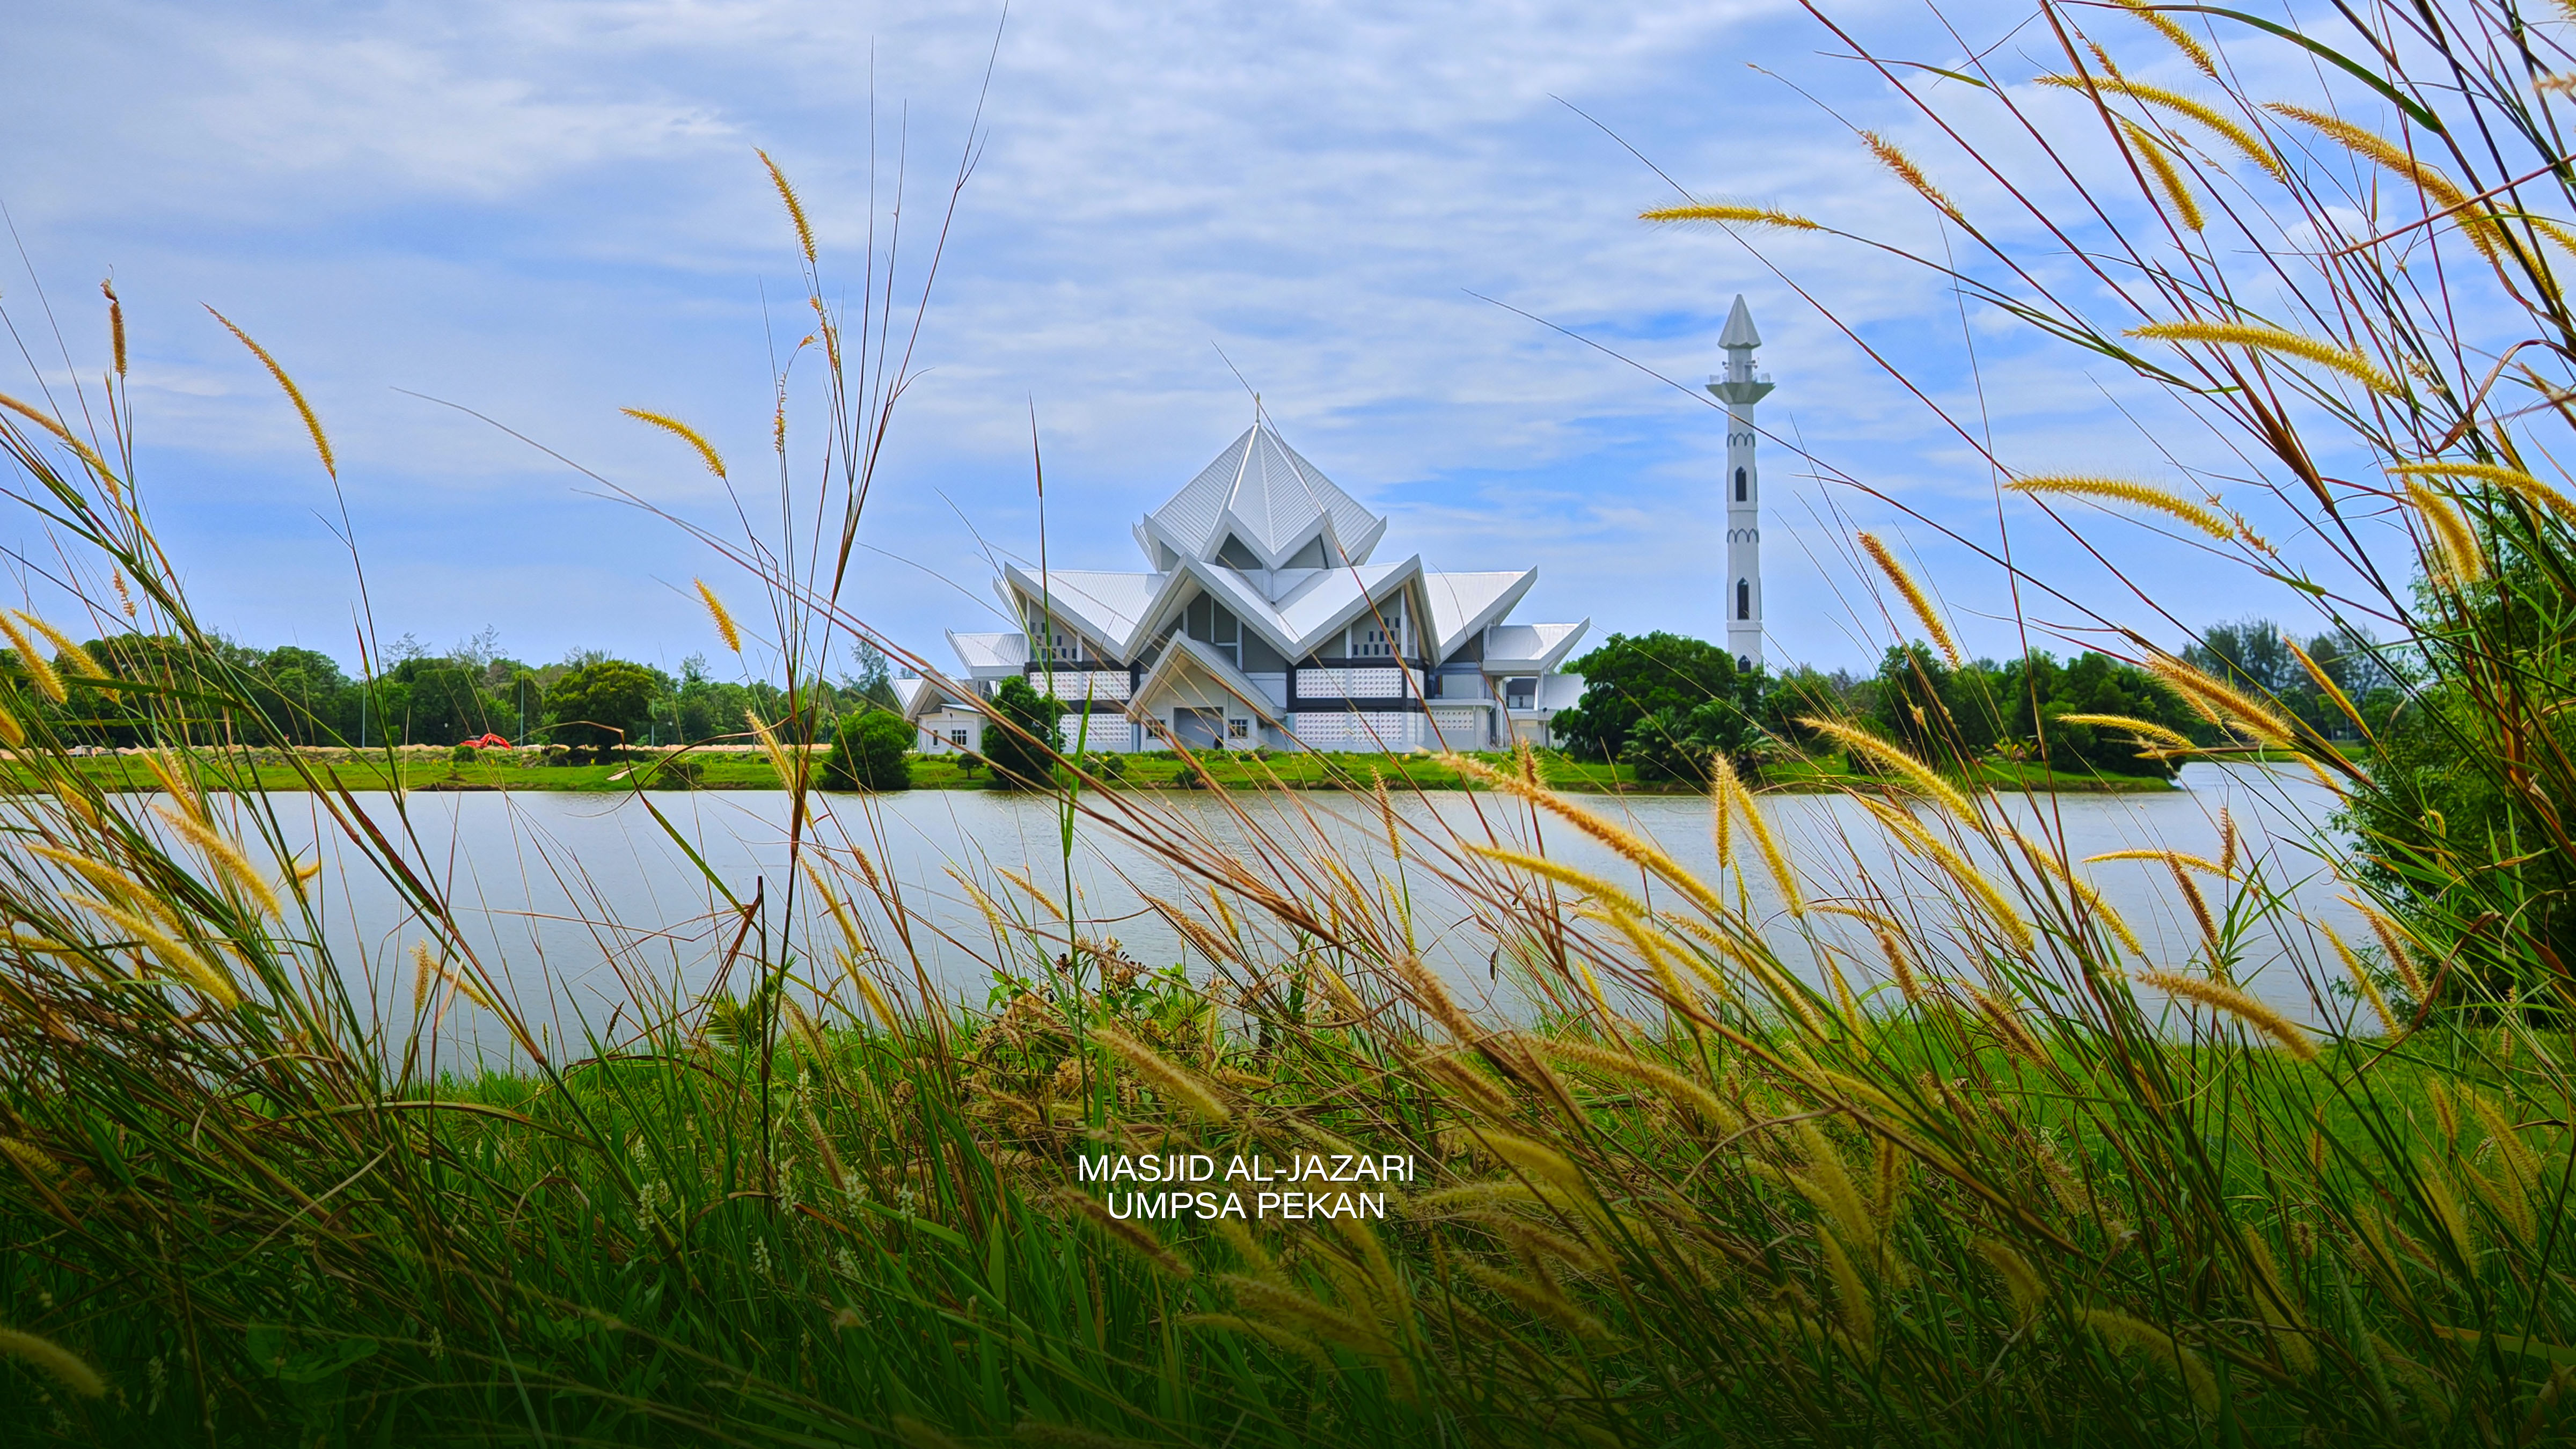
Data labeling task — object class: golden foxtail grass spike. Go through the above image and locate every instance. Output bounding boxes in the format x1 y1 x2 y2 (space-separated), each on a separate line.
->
2035 75 2287 183
2127 319 2400 395
2281 633 2369 740
2467 1089 2538 1183
1858 132 1962 222
1804 716 1975 819
2012 828 2146 958
101 279 126 378
2390 460 2576 524
2320 923 2397 1037
0 1325 105 1398
2346 898 2427 1000
2404 481 2486 583
2266 103 2495 258
1856 532 1960 665
1732 778 1803 917
0 391 115 479
627 409 728 481
2146 654 2297 750
2114 0 2218 76
69 894 241 1009
1525 1030 1742 1132
1861 800 2032 953
2007 474 2235 538
1973 1239 2047 1326
2138 969 2315 1060
1449 1127 1587 1194
2120 120 2206 231
141 749 205 825
1444 752 1743 923
0 613 65 703
15 618 98 683
1092 1023 1230 1123
1709 753 1739 867
207 308 335 477
153 804 282 918
2084 847 2227 874
1641 203 1819 230
758 148 819 267
2054 713 2198 752
1816 1227 1877 1361
1468 844 1650 918
2081 1308 2218 1413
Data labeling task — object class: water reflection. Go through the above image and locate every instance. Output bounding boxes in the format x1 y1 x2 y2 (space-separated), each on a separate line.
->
223 762 2362 1064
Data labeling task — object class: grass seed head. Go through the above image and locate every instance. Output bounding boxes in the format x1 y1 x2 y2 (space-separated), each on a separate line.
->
2081 1308 2218 1414
1640 203 1820 230
2138 969 2314 1060
2008 473 2236 538
2121 119 2207 231
2129 318 2399 394
1856 531 1962 665
0 1325 105 1399
2037 75 2287 183
694 579 743 653
1858 132 1963 222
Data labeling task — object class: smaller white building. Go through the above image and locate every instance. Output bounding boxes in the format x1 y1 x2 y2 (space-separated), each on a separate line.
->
901 418 1589 755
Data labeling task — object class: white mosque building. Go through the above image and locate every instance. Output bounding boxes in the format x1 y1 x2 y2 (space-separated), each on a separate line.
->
899 297 1773 756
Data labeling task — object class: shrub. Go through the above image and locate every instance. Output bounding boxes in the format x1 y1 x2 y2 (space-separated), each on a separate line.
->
821 709 914 792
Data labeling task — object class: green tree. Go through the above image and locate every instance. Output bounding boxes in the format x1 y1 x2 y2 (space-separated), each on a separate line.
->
1861 644 2000 765
544 660 661 763
1554 632 1748 763
822 708 914 792
983 676 1063 789
844 641 903 714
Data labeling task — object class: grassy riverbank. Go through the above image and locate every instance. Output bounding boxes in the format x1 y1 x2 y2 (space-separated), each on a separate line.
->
12 745 2180 796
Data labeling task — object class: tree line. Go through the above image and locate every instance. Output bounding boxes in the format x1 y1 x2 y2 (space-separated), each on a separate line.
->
1550 619 2402 782
8 630 904 761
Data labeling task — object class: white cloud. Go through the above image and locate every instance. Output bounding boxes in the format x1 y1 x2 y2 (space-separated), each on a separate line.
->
0 0 2407 671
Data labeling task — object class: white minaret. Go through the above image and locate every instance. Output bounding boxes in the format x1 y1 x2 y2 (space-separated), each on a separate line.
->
1708 295 1773 672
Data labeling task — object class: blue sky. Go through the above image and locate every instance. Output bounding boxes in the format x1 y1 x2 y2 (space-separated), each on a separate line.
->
0 0 2394 679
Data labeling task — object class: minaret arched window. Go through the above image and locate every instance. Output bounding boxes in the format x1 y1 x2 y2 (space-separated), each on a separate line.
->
1736 579 1750 619
1734 467 1746 502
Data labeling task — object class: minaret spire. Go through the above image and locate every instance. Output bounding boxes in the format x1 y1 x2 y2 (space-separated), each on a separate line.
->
1708 295 1774 672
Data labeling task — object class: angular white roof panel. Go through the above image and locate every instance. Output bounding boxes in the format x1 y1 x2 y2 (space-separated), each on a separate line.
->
1484 620 1590 672
1145 421 1387 566
1422 570 1534 658
1269 559 1417 651
1011 569 1165 650
947 630 1028 672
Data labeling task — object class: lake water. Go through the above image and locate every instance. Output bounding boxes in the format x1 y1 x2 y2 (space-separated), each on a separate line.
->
207 763 2365 1064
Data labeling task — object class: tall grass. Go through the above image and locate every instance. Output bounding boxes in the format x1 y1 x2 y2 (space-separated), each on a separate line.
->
3 1 2576 1443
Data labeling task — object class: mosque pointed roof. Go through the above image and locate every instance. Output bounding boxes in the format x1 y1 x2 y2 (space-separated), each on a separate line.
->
1718 294 1761 349
1141 420 1388 568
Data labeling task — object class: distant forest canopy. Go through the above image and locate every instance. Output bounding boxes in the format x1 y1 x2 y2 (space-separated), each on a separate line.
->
0 616 2394 764
1552 618 2401 781
3 627 904 752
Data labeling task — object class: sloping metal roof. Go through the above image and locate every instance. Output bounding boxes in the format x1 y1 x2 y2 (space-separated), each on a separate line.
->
946 630 1028 674
1018 570 1165 647
1144 420 1387 567
1484 620 1591 672
1421 570 1535 660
